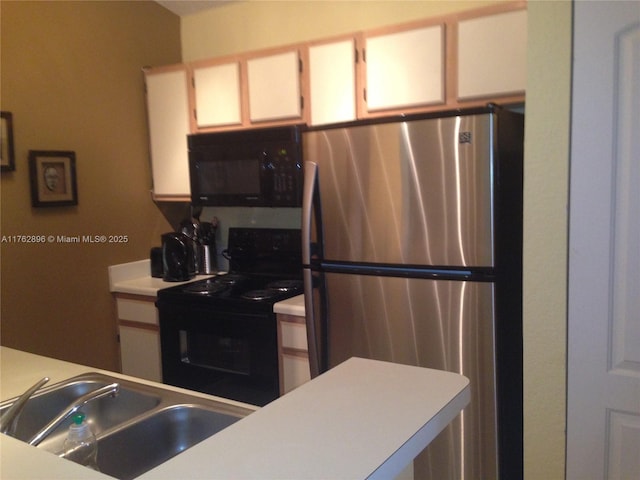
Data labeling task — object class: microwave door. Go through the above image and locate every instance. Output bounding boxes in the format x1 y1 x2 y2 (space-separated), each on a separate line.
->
188 126 303 207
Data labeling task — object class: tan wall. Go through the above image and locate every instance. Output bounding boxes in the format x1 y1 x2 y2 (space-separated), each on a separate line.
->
181 1 572 479
0 1 180 370
523 2 571 478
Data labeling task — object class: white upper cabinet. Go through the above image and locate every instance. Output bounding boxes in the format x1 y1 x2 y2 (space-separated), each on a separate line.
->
143 3 527 168
308 36 358 126
192 59 243 129
364 23 445 114
144 65 191 200
246 48 303 123
457 9 527 100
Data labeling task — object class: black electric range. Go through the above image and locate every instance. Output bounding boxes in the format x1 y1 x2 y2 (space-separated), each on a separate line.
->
156 227 302 406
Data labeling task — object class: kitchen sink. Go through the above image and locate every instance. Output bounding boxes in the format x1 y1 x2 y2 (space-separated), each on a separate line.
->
0 373 161 452
96 405 241 480
0 372 254 478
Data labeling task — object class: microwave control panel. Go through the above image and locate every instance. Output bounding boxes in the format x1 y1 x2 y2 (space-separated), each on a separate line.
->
261 147 302 206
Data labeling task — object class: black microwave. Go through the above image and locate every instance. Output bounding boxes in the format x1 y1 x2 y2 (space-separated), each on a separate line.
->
188 126 303 207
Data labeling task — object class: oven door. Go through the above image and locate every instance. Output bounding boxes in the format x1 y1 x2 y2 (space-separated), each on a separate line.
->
158 302 279 406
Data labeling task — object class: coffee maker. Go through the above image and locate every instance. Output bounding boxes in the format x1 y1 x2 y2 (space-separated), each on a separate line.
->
161 232 196 282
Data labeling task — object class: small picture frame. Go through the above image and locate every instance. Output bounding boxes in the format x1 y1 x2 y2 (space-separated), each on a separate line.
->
1 111 15 172
29 150 78 207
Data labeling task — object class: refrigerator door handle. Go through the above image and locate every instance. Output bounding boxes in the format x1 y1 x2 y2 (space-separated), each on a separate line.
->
302 161 317 265
303 268 321 378
302 161 322 378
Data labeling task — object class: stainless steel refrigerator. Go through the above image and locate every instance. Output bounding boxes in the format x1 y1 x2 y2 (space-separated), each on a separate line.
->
301 106 523 480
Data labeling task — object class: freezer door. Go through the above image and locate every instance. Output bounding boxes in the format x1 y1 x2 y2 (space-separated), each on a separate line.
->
319 272 498 480
303 114 495 267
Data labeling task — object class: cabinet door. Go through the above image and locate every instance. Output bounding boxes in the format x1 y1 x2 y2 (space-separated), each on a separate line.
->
116 296 162 382
144 65 191 200
364 23 444 113
308 37 358 126
246 49 302 123
280 319 309 351
281 353 311 394
119 326 162 382
192 60 243 129
457 9 527 100
277 314 310 394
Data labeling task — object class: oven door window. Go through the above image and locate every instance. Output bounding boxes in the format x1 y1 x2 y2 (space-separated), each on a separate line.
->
179 330 250 375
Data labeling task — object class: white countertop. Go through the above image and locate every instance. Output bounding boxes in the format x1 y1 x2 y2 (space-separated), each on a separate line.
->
0 348 469 480
272 293 305 316
108 259 212 296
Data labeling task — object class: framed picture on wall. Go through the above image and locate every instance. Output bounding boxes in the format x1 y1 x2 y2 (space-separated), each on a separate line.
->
1 112 15 172
29 150 78 207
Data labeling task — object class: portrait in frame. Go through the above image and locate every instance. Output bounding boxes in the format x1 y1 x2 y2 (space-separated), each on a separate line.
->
29 150 78 207
1 111 15 172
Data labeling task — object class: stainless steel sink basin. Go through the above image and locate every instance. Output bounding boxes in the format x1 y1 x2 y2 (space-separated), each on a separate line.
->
96 405 241 480
0 373 161 452
0 372 254 478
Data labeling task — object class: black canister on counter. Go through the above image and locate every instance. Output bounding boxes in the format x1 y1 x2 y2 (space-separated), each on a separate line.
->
150 247 163 278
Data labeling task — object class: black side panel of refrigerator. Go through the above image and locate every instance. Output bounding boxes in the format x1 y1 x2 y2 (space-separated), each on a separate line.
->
494 108 524 480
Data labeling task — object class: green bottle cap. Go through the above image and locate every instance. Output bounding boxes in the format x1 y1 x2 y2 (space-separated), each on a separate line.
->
71 412 86 425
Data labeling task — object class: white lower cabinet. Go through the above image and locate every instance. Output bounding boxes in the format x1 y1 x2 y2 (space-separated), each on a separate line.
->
119 325 162 382
281 352 311 395
115 295 162 382
277 313 310 395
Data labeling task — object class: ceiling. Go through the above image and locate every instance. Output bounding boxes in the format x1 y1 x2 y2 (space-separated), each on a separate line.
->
154 0 233 17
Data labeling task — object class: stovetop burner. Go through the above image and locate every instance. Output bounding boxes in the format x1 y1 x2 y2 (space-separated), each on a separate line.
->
183 273 252 294
239 279 304 301
215 273 248 286
165 273 303 307
184 280 229 295
241 289 278 301
158 227 302 310
266 279 303 292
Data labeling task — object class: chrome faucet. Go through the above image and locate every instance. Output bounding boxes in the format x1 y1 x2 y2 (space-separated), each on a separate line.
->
0 377 50 436
27 382 120 446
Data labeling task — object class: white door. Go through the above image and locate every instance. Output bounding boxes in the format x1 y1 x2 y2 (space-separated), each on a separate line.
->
567 2 640 479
